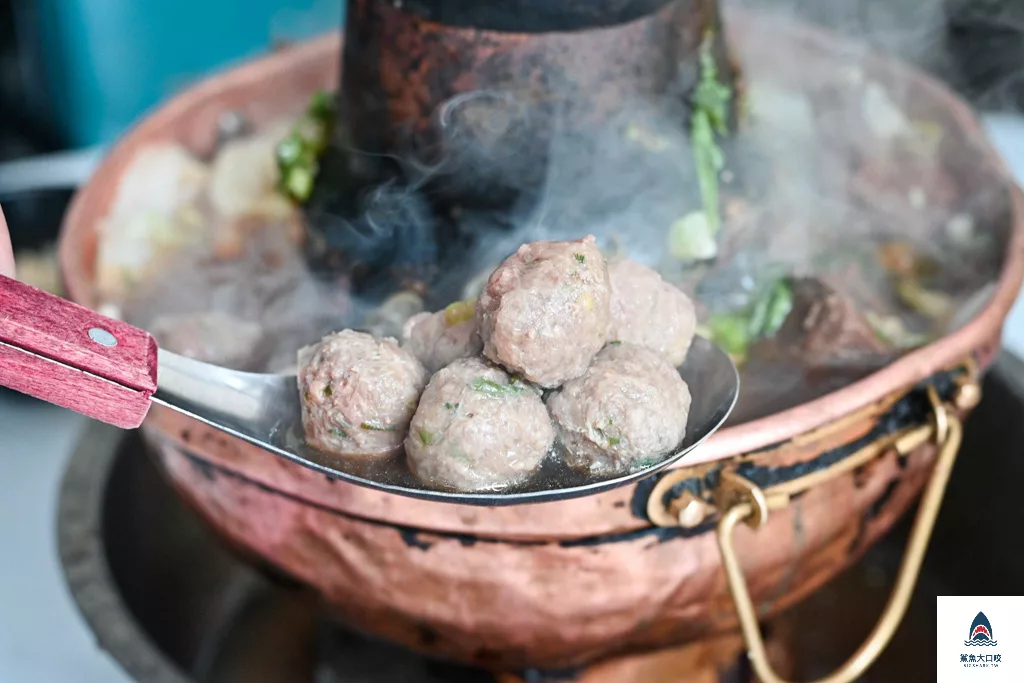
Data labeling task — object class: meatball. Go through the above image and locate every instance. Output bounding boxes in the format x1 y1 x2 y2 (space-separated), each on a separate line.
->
607 257 697 367
405 357 554 492
547 343 691 475
150 311 264 369
298 330 428 456
476 235 611 388
402 299 484 374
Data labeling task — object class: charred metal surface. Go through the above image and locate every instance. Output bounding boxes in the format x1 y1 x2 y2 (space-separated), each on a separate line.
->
302 144 440 294
866 478 900 521
339 0 736 208
847 476 902 554
517 666 583 682
400 529 434 551
305 0 739 293
636 365 966 522
178 447 708 547
398 0 676 31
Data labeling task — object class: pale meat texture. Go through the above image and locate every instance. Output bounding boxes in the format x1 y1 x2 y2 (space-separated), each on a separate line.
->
150 311 264 370
547 343 691 475
405 357 554 492
476 235 611 388
401 299 483 375
298 330 428 456
607 257 697 367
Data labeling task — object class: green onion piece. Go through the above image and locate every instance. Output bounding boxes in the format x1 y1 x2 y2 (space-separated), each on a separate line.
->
574 253 586 263
594 419 622 447
329 427 347 439
443 402 459 411
444 298 477 327
275 90 336 204
418 429 436 446
704 314 751 362
747 278 793 339
276 136 304 165
307 91 336 122
692 112 724 235
689 30 732 235
360 421 396 432
284 166 315 202
470 378 524 397
668 212 718 262
323 383 333 397
693 35 731 135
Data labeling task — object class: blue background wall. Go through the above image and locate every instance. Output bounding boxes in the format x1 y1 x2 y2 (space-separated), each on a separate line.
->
29 0 344 148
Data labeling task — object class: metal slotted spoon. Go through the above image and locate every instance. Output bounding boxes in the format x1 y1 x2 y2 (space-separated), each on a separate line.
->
0 274 738 505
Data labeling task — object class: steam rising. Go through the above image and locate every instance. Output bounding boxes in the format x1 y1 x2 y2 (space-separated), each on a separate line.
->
113 0 1012 406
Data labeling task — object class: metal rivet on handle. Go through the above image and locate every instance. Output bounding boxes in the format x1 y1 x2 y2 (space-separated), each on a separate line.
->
88 327 118 347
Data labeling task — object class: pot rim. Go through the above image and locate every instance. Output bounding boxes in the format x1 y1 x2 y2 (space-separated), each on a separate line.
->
57 13 1024 468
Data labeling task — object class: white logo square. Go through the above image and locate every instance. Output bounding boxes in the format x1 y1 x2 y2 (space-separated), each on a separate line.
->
937 596 1024 682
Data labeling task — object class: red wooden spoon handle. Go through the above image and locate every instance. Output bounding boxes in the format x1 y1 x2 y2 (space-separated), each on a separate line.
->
0 274 158 428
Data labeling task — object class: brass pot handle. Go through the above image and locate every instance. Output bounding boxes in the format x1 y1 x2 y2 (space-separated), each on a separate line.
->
716 385 963 683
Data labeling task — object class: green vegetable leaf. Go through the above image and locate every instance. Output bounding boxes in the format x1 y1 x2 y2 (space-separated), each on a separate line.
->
701 277 793 363
443 402 459 411
747 278 793 339
593 419 622 447
668 211 718 262
692 112 724 235
704 314 751 362
276 90 336 204
307 91 337 122
323 383 333 398
329 427 348 439
443 299 477 327
276 136 304 165
470 378 525 397
284 165 315 202
694 35 731 135
574 253 586 263
689 30 732 236
418 428 436 446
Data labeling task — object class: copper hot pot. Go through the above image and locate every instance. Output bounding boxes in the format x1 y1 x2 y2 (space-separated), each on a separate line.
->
57 9 1024 681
